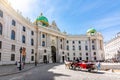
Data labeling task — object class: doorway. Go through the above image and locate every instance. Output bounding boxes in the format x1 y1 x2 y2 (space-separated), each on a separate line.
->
43 55 47 63
51 46 56 63
62 56 65 63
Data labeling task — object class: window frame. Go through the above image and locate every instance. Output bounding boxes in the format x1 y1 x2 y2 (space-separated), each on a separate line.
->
22 35 26 43
0 10 3 18
11 30 15 40
0 41 2 49
12 20 16 26
11 54 15 61
0 23 2 35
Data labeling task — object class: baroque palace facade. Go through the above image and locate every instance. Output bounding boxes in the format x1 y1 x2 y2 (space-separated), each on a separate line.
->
0 0 104 65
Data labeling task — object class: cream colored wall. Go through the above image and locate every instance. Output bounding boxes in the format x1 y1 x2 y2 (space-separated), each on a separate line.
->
0 0 105 65
104 37 120 60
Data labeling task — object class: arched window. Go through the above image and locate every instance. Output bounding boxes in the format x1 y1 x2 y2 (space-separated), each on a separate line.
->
0 23 2 35
31 39 34 46
22 35 25 43
11 30 15 40
42 41 45 47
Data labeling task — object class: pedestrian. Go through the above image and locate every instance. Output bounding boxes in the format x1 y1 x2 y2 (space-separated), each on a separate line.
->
96 61 101 71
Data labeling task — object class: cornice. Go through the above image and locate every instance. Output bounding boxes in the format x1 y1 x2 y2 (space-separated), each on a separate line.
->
0 0 34 29
38 26 67 38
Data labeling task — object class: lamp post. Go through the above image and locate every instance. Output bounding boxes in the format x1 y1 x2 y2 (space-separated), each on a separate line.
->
19 47 22 70
35 53 37 66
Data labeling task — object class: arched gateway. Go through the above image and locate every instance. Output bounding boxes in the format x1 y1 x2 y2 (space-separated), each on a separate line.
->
51 46 56 63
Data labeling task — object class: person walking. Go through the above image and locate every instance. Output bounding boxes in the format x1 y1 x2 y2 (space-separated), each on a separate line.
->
96 61 101 71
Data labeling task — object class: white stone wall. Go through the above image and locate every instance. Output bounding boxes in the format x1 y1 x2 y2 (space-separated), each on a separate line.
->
0 0 105 65
104 36 120 60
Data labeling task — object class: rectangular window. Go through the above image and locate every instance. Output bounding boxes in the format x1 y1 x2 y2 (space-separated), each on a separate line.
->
0 41 2 49
67 45 69 50
61 44 62 49
79 46 81 50
86 53 88 56
73 46 75 50
0 24 2 35
31 31 34 35
67 53 69 56
23 26 26 32
12 20 16 26
66 40 69 43
60 39 62 42
94 57 96 60
42 41 45 47
0 53 1 61
67 57 70 61
11 54 15 61
94 52 96 55
73 41 75 44
78 41 81 44
92 45 95 50
11 45 15 51
73 53 75 56
86 57 88 61
79 53 82 56
85 45 88 50
0 10 3 18
31 56 34 61
92 40 95 43
42 34 45 38
79 57 82 60
31 49 34 54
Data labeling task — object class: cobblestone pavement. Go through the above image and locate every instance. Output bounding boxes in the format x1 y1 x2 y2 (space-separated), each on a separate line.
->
0 63 120 80
0 63 42 76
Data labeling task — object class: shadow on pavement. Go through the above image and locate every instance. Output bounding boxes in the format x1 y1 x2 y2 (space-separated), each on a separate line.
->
71 69 105 74
22 63 70 80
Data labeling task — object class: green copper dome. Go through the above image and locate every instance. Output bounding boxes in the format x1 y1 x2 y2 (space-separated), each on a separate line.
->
87 28 96 33
36 13 49 26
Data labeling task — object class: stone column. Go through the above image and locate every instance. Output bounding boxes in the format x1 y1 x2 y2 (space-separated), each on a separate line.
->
39 31 41 46
56 36 60 62
36 27 39 63
88 37 92 61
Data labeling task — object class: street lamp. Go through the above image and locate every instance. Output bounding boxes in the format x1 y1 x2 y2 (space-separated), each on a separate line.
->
35 53 37 66
19 47 22 70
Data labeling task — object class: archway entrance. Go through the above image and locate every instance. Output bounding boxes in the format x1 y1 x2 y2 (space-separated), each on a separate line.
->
51 46 56 63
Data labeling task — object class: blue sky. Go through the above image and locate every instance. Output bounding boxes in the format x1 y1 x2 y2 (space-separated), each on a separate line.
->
8 0 120 42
